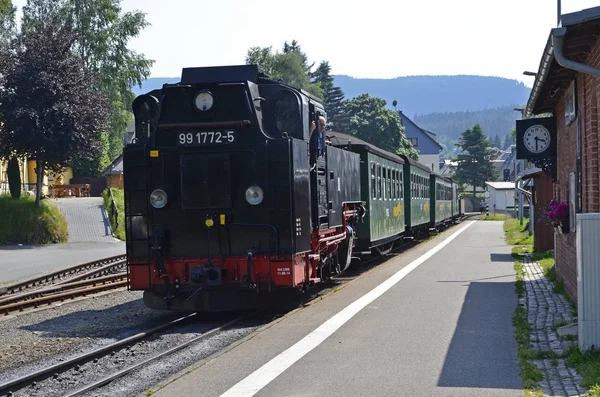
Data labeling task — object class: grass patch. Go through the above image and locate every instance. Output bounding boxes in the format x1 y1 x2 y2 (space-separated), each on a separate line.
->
480 213 511 221
0 195 68 244
567 347 600 392
531 250 555 278
504 217 533 246
102 188 125 240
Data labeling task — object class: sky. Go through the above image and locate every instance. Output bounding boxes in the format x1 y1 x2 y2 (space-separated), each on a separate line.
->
11 0 600 87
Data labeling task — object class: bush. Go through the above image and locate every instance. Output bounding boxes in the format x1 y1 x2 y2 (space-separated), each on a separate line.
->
0 195 68 244
102 188 125 240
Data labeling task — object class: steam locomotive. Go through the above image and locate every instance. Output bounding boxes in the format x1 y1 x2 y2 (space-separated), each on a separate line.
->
123 64 461 312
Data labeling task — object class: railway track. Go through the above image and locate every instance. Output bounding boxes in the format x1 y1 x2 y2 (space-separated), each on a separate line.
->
0 272 128 316
0 255 126 297
0 255 129 316
0 312 252 397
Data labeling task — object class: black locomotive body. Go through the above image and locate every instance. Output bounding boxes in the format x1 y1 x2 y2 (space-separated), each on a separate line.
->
124 65 364 311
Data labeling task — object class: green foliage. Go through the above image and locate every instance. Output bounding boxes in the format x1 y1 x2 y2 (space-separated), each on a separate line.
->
504 218 533 246
101 187 125 240
338 94 418 160
0 0 15 46
0 195 68 244
7 156 20 199
245 40 322 98
21 0 153 174
452 124 498 193
311 61 345 128
0 20 111 204
492 133 502 149
567 347 600 390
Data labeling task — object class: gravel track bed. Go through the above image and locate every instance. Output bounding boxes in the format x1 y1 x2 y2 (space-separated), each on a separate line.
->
0 289 182 377
7 318 261 397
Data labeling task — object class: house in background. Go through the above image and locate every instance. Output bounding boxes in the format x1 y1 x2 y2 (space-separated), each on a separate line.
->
0 157 73 196
484 181 516 213
397 111 443 173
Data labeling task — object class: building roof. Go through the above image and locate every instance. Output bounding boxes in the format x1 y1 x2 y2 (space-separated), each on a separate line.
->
525 6 600 117
397 111 443 151
485 181 516 190
100 154 123 176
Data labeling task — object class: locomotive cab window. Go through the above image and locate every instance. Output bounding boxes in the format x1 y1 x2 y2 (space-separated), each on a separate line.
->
272 90 302 139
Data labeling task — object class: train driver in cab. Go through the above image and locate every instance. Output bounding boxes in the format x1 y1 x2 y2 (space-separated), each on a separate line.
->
309 114 327 157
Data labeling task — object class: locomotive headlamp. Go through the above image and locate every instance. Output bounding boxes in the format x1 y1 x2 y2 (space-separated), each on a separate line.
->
245 185 264 205
195 91 214 111
149 189 168 209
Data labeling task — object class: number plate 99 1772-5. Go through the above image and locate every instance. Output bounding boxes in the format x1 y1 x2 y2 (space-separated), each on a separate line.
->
177 131 236 146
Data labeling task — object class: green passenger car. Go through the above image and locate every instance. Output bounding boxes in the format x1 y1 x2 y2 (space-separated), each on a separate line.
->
400 156 431 234
431 174 452 226
328 132 406 252
451 182 461 218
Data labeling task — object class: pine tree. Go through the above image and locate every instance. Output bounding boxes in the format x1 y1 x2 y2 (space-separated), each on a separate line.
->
492 133 502 149
311 61 345 129
452 124 498 195
503 133 512 150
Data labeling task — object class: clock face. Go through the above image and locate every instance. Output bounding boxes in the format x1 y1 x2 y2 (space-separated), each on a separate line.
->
195 91 214 111
523 125 551 154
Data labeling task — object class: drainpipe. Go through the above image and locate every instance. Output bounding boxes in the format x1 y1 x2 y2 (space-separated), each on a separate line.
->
552 27 600 78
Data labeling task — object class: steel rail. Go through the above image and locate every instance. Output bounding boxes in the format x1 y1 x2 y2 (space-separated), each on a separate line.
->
64 315 250 397
0 273 128 315
0 255 126 296
0 272 128 305
0 312 201 393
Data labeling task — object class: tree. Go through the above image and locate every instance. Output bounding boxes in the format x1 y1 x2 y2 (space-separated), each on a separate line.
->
492 133 502 149
503 132 512 150
338 94 418 160
452 124 498 195
245 40 323 98
7 156 20 199
0 0 15 46
0 20 110 204
311 61 345 129
22 0 154 174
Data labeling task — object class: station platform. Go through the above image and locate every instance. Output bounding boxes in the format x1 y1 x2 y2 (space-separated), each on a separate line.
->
151 221 522 397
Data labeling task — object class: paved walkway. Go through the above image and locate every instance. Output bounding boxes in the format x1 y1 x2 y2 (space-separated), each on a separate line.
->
522 256 587 396
0 197 124 285
51 197 118 243
152 221 522 397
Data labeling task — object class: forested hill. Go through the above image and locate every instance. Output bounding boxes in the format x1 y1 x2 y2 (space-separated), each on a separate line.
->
132 74 530 116
413 106 519 154
333 74 530 115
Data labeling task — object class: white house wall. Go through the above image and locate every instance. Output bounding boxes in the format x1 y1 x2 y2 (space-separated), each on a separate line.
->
417 154 440 173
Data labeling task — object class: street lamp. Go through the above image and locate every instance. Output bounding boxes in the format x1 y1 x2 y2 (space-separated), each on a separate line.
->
523 71 537 76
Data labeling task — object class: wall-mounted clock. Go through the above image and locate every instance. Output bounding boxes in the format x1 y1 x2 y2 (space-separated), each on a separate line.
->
523 124 551 154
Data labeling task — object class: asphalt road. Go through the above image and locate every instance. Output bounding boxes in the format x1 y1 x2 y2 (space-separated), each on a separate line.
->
0 241 125 284
151 220 522 397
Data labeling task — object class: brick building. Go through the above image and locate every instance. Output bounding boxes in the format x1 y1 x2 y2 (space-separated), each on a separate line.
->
525 6 600 301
